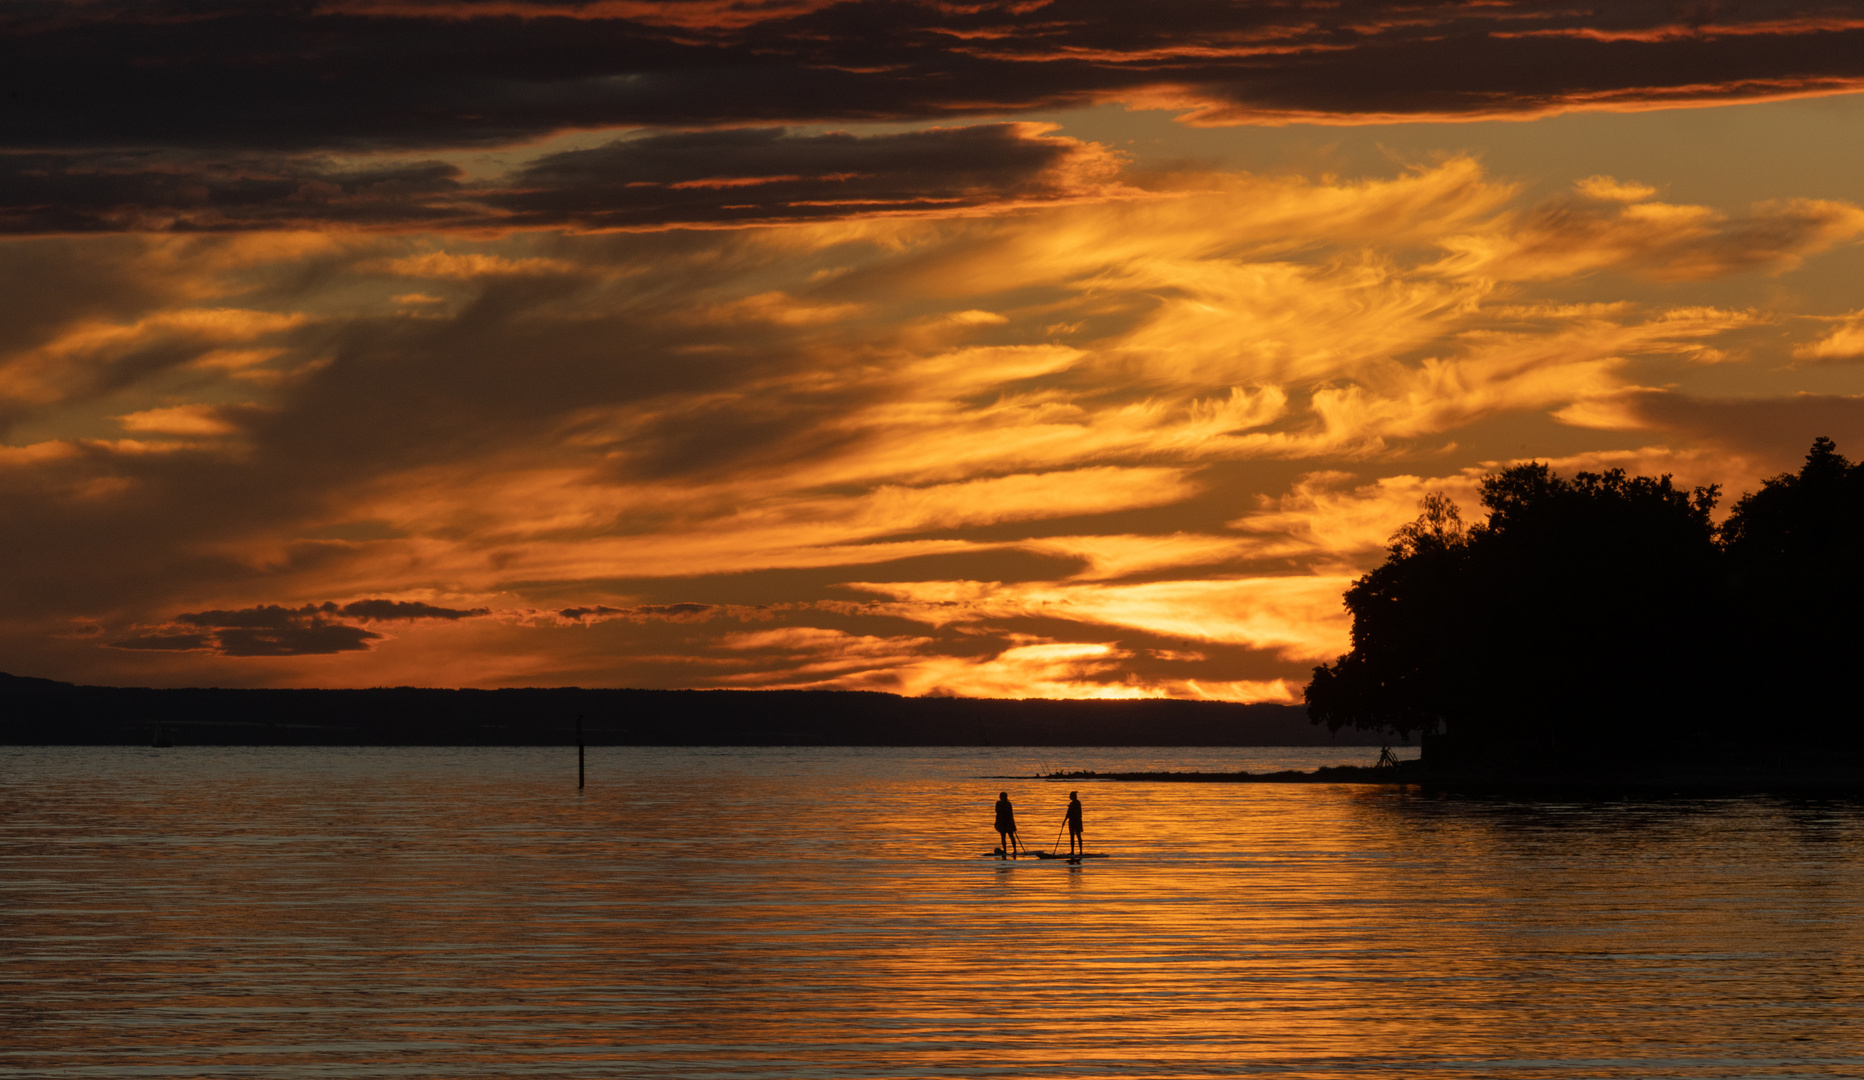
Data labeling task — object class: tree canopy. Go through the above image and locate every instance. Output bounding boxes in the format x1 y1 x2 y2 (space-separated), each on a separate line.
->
1306 440 1864 750
1719 436 1864 725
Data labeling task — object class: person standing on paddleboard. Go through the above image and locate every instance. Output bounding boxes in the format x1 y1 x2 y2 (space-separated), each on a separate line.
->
994 791 1020 858
1065 791 1084 856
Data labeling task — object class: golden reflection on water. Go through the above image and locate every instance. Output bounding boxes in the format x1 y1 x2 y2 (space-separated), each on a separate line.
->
4 746 1864 1078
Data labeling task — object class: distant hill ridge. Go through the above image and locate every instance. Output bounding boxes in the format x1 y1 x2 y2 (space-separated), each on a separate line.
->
0 673 1381 747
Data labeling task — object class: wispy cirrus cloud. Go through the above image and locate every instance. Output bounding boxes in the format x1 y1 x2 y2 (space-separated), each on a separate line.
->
0 154 1858 691
1441 179 1864 282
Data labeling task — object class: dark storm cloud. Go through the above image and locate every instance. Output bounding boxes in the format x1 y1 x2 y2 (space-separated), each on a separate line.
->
109 599 490 656
490 124 1118 229
111 631 215 652
111 619 382 656
174 604 327 630
174 601 489 626
214 623 382 656
0 125 1115 234
0 152 467 233
559 602 709 620
334 599 491 620
6 1 1864 155
556 603 783 623
559 605 626 620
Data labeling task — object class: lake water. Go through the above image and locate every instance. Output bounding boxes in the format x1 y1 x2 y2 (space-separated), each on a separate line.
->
4 744 1864 1078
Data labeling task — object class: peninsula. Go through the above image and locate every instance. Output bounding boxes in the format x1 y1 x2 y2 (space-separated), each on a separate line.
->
1305 437 1864 787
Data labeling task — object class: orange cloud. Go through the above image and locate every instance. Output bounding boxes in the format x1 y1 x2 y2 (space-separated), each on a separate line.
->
1794 310 1864 361
1231 472 1486 561
1171 78 1864 128
114 404 244 436
368 252 577 278
703 291 865 326
0 308 308 411
1575 176 1660 203
1019 533 1256 580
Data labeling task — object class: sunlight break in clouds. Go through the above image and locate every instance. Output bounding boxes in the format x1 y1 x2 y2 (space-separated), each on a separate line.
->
840 577 1355 662
721 628 1170 700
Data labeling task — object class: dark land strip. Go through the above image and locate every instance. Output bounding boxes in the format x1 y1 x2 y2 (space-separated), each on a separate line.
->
0 673 1384 747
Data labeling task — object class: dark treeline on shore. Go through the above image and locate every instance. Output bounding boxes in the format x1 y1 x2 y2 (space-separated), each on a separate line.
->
0 674 1373 747
1307 437 1864 780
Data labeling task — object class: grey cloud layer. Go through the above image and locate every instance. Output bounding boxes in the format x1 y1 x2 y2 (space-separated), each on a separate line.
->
13 2 1864 234
0 125 1106 232
492 124 1116 229
7 1 1864 154
0 153 466 233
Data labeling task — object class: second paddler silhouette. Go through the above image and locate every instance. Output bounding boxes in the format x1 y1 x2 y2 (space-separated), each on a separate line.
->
993 791 1023 858
1033 791 1102 861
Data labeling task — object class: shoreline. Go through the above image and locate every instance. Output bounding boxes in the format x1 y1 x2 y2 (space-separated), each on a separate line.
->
993 763 1864 792
989 765 1413 784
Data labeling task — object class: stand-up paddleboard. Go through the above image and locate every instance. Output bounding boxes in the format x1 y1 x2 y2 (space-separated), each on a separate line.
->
1034 851 1108 859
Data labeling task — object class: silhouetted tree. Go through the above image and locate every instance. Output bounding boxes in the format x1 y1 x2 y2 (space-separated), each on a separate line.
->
1305 493 1472 740
1721 436 1864 729
1306 462 1724 757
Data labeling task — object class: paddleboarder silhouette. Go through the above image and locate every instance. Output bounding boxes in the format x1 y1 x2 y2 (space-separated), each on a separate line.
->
994 791 1021 858
1065 791 1084 856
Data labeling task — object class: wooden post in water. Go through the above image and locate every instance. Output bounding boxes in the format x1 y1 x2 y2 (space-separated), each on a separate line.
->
577 715 585 791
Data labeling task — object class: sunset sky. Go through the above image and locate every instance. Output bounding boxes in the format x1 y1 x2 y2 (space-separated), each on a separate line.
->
6 1 1864 697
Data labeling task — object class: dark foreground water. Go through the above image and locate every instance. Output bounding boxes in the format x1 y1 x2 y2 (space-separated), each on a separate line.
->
4 745 1863 1079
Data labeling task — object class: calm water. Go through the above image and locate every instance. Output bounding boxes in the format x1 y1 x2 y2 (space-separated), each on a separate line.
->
4 745 1864 1078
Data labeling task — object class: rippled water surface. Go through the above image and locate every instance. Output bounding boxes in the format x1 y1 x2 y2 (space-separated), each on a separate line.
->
6 745 1864 1078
